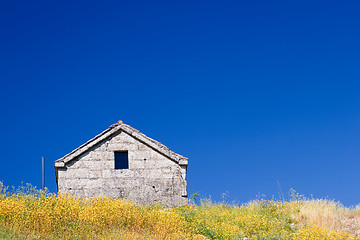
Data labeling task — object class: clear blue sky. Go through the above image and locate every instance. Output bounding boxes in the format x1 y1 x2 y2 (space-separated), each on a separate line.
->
1 0 360 206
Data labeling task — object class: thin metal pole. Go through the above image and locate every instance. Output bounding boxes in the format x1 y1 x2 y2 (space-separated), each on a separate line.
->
42 157 45 190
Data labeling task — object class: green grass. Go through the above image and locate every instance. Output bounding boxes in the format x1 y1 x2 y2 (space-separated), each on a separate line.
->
0 228 25 239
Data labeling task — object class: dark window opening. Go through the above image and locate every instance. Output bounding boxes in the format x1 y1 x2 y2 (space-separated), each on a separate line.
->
114 151 129 169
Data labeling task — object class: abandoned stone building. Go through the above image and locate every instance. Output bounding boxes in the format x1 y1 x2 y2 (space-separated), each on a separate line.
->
54 121 188 206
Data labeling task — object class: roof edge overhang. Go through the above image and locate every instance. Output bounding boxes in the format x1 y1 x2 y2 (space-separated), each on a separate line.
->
54 122 188 168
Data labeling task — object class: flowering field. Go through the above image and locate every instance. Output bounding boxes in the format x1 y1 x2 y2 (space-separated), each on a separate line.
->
0 183 359 239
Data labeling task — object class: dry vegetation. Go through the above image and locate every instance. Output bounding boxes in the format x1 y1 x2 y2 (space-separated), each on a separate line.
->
0 182 359 239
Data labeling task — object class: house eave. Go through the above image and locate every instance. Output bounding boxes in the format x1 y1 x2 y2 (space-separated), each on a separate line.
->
179 159 188 166
54 161 65 168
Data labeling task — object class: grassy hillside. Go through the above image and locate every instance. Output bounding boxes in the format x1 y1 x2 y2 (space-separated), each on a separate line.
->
0 183 359 239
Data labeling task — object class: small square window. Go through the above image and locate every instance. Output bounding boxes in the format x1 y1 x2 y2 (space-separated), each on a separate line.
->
114 151 129 169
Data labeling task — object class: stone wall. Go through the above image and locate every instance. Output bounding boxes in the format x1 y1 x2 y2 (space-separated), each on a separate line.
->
57 130 187 206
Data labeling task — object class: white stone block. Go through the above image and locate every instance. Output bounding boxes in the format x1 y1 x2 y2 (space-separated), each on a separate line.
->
137 142 149 150
86 179 103 189
130 159 145 169
66 168 89 179
102 169 114 179
82 161 104 170
113 169 134 178
89 170 102 179
108 143 137 151
129 150 151 160
103 160 114 169
116 131 137 142
103 152 114 160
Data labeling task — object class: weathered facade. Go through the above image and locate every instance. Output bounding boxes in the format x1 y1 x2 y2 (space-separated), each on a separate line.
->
54 121 188 206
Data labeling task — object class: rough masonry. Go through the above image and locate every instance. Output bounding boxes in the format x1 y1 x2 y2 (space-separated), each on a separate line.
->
54 121 188 206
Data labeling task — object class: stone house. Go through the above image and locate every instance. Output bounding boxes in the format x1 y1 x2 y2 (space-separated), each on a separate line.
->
54 121 188 206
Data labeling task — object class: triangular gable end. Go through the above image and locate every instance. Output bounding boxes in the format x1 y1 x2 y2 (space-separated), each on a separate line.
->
54 122 188 168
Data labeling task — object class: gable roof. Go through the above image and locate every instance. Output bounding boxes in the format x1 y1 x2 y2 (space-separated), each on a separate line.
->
54 121 188 168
